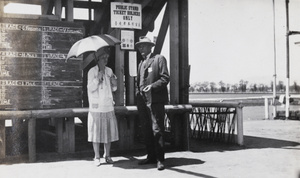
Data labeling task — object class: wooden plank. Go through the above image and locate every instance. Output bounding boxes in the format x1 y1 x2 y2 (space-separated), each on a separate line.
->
140 0 152 8
137 0 166 35
3 0 45 5
172 114 181 148
117 117 126 149
55 0 62 20
236 106 244 145
191 102 243 108
0 104 193 162
178 0 189 104
0 120 5 158
73 1 103 9
0 111 31 120
0 18 84 110
90 1 110 34
0 105 192 120
55 118 63 153
2 14 59 20
153 3 169 55
28 118 36 162
117 116 135 150
65 0 74 22
0 1 4 17
41 0 55 15
65 117 75 152
183 112 190 150
169 0 180 104
55 117 75 153
114 29 125 106
141 0 167 33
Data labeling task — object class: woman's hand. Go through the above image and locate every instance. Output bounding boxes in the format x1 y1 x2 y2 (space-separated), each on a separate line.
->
110 74 117 91
98 71 104 83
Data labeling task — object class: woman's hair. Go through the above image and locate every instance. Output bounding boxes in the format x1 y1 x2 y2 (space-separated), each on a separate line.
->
96 46 110 57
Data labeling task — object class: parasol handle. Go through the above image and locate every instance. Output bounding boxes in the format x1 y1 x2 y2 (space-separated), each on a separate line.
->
93 52 100 70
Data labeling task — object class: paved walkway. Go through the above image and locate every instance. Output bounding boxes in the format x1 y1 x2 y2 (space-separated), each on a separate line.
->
1 119 300 178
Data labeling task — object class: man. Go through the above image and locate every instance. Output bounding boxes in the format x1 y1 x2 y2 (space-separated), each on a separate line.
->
135 36 170 171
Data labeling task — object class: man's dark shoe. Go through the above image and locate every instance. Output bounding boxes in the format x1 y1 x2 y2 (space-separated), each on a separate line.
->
138 158 156 165
157 161 165 171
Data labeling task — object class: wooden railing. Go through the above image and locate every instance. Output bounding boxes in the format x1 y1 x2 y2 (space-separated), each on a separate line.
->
189 102 243 145
0 105 193 162
0 103 244 163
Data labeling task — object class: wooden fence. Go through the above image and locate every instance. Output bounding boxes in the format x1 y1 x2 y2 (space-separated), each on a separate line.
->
190 102 244 145
0 102 244 163
0 105 192 162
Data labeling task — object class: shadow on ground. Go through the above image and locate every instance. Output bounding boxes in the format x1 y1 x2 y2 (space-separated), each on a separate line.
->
113 156 217 178
189 135 300 153
2 135 299 165
113 156 204 170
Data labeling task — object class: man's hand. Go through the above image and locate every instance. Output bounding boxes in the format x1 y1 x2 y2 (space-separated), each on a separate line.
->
143 85 152 92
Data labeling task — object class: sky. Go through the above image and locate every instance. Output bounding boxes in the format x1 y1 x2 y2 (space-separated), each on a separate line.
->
148 0 300 86
4 0 300 86
186 0 300 86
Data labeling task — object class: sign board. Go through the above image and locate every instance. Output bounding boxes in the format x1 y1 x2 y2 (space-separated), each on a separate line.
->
0 18 84 110
121 30 134 50
129 51 137 77
110 2 142 29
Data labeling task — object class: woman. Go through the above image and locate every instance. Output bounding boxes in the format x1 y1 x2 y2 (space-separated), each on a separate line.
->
87 47 119 166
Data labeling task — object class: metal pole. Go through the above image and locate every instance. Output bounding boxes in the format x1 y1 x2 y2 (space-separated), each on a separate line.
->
285 0 290 119
272 0 277 119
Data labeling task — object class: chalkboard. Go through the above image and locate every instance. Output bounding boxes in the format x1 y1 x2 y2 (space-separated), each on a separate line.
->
0 18 84 110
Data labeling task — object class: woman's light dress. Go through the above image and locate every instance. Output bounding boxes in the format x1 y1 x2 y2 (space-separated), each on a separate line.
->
87 66 119 143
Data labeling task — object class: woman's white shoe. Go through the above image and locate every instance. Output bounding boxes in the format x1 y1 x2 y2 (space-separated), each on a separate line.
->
94 158 101 166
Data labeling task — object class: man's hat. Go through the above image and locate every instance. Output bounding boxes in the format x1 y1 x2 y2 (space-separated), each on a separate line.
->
135 36 155 47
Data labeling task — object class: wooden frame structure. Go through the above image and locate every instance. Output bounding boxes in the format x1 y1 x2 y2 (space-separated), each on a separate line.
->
1 0 189 106
0 0 190 161
0 0 189 105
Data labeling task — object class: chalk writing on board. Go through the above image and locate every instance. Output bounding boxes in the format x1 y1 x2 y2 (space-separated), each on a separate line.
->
0 19 84 109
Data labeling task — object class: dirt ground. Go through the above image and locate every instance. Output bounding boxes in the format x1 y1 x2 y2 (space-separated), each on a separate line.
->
0 119 300 178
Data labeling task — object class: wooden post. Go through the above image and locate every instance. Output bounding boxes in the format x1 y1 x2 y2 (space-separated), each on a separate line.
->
56 117 75 153
56 118 64 153
65 0 74 22
285 0 290 119
125 52 136 150
178 0 189 150
168 0 180 104
153 4 169 55
11 118 23 156
113 29 125 106
183 112 190 150
65 117 75 153
112 27 126 148
0 1 4 17
236 106 244 145
0 120 5 159
172 114 181 148
28 118 36 162
264 97 269 119
55 0 62 21
179 0 189 104
117 117 135 150
172 112 190 150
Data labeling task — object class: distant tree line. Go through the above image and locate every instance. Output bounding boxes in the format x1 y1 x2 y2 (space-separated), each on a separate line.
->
189 80 300 93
